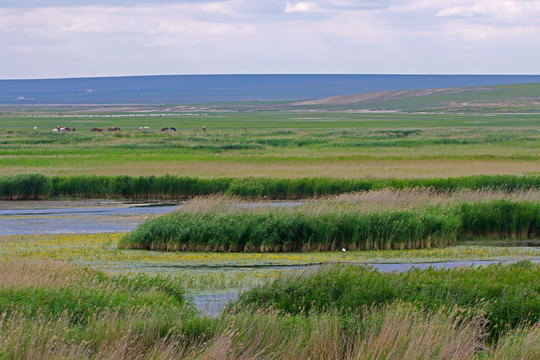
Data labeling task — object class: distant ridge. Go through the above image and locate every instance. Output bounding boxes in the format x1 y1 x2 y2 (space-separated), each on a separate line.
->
293 86 493 106
2 74 540 105
291 82 540 112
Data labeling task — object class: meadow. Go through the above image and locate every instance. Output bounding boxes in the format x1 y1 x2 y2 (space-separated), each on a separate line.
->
0 112 539 179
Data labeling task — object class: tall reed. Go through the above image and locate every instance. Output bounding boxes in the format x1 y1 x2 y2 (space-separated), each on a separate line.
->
120 199 539 252
1 259 537 359
233 262 540 340
120 207 459 252
1 174 538 200
0 174 52 200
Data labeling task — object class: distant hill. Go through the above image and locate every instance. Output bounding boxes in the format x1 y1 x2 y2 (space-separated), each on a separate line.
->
2 74 540 105
291 83 540 112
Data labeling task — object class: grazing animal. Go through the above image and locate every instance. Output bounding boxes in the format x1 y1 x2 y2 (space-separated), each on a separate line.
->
169 127 176 131
161 127 169 132
96 128 103 132
202 126 206 132
72 128 76 132
194 128 199 132
52 128 59 132
108 127 120 132
243 127 247 132
139 127 143 130
144 126 150 130
33 126 38 130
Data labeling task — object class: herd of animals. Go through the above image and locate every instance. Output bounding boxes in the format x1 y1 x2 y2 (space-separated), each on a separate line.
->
37 126 249 133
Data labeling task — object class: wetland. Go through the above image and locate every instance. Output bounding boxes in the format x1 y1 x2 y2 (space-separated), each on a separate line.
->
0 93 539 358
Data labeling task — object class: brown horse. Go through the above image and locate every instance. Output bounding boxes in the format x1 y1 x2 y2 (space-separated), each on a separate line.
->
108 127 120 132
161 127 169 132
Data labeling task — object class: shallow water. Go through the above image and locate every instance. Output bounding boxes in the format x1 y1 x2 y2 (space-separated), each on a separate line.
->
1 200 538 317
0 200 303 235
186 259 540 317
191 293 240 317
0 201 181 235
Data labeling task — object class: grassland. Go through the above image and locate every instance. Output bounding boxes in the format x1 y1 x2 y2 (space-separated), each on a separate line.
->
0 112 539 178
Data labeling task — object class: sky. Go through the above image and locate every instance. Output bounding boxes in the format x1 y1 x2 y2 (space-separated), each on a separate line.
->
1 0 539 79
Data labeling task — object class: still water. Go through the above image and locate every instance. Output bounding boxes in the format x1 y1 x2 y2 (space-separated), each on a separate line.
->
0 200 180 235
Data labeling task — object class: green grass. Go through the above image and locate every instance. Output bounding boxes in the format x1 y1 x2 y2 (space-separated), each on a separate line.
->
120 199 540 252
0 114 539 179
0 262 190 325
2 174 539 200
1 259 539 359
234 261 540 340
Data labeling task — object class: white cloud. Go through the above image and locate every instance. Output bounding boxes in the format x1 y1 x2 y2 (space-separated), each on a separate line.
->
1 0 540 78
285 2 316 13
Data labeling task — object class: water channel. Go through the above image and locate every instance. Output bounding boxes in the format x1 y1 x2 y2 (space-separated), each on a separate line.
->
1 200 538 316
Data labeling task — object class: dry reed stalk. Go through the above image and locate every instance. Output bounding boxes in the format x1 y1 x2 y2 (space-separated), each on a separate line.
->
352 303 486 360
485 323 540 360
173 188 540 218
330 188 540 211
0 259 86 289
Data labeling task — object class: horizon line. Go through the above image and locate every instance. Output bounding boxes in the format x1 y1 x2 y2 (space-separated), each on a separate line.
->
3 73 540 81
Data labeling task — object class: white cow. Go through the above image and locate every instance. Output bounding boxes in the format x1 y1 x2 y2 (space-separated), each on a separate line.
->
33 126 38 130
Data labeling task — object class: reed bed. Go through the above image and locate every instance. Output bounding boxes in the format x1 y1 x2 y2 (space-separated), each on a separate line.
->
120 198 539 252
234 261 540 341
0 260 191 324
1 259 538 359
1 173 539 200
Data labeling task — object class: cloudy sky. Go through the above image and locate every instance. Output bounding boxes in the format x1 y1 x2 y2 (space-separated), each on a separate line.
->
1 0 539 79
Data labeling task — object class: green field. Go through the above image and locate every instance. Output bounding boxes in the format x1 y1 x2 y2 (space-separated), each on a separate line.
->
0 111 539 178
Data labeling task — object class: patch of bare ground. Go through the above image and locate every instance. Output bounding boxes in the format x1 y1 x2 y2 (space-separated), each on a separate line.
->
293 87 493 106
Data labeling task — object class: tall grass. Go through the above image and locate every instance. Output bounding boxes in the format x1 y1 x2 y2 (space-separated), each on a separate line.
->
120 199 539 252
0 174 52 200
1 173 538 200
1 259 538 359
234 262 540 340
120 207 459 252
